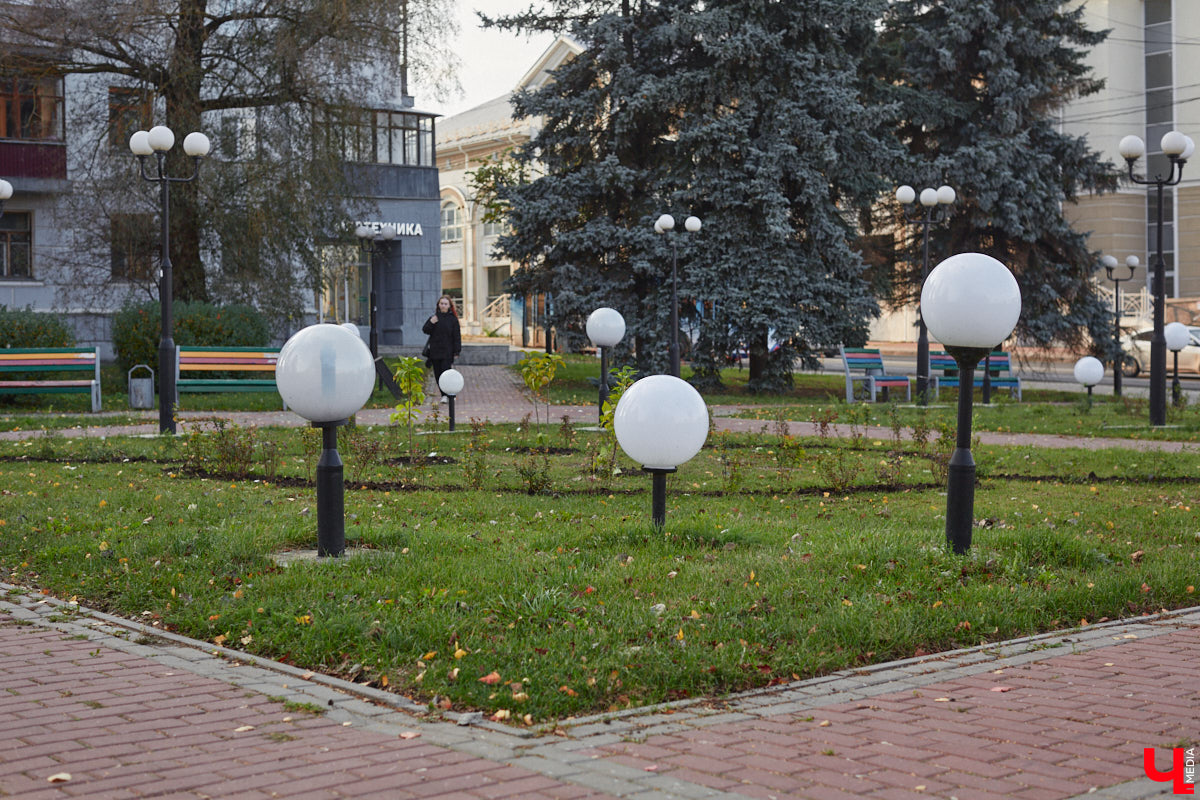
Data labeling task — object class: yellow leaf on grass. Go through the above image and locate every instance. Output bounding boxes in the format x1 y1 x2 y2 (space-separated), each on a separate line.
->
675 628 685 641
423 650 437 661
454 647 468 659
478 671 501 685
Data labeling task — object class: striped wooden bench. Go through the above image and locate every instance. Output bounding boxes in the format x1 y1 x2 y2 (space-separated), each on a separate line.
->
840 346 911 403
176 345 284 407
0 347 102 411
929 351 1022 400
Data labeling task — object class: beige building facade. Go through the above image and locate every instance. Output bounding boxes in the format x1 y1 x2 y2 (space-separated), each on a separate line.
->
1062 0 1200 315
436 37 582 345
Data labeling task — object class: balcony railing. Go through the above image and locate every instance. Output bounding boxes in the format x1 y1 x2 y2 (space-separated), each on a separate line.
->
0 140 67 180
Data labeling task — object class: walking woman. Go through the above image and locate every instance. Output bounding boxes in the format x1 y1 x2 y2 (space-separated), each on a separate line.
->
423 295 461 403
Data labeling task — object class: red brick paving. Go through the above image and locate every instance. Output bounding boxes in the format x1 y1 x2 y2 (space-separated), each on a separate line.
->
596 627 1200 798
0 617 615 800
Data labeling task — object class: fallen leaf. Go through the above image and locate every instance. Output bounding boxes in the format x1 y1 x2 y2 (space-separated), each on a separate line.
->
990 687 1013 693
818 720 831 727
933 697 952 702
491 709 511 721
454 647 468 659
234 725 255 732
478 671 501 685
380 674 389 688
423 650 437 660
644 765 659 772
46 773 72 783
399 731 421 739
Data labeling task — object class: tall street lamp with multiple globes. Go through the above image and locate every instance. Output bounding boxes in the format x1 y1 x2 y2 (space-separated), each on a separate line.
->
654 214 701 378
130 125 211 435
1102 254 1139 397
921 253 1021 555
1117 130 1194 426
896 184 955 404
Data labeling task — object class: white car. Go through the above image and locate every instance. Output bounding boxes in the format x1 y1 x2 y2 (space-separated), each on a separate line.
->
1121 326 1200 377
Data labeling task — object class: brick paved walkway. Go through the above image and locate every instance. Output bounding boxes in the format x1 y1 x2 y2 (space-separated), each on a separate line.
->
2 586 1196 800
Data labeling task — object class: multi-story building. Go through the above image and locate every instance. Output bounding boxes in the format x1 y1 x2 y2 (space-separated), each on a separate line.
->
0 58 441 357
436 36 581 346
1061 0 1200 317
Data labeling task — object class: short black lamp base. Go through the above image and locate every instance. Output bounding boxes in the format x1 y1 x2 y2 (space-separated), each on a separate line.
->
643 467 677 529
943 346 990 555
314 419 349 557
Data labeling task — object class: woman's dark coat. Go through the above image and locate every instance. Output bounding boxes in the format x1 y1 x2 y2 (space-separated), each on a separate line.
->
423 311 461 364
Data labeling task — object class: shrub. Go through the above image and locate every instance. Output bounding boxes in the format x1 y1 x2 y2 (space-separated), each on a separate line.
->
111 301 270 374
0 306 76 348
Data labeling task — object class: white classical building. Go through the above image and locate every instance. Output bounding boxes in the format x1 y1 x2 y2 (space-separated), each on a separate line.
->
436 36 582 346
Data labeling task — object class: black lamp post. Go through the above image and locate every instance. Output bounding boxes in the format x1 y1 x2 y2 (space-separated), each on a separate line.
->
438 368 464 431
355 223 398 382
654 214 701 378
921 253 1021 555
1117 131 1193 426
586 307 626 421
276 324 377 558
896 184 955 404
1102 254 1138 397
612 375 709 530
130 126 210 435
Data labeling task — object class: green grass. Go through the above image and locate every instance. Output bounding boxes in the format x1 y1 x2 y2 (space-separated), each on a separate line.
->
1 418 1196 725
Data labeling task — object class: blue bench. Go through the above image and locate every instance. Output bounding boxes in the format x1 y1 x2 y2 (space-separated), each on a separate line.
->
840 346 911 403
929 351 1022 400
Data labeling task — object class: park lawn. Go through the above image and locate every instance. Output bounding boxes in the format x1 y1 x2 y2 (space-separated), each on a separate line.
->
727 393 1200 442
1 421 1197 725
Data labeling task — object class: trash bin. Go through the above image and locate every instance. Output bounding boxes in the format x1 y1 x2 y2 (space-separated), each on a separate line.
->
128 364 155 409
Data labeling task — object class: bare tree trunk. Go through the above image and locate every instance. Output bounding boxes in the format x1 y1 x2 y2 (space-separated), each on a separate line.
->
748 330 768 386
165 0 209 302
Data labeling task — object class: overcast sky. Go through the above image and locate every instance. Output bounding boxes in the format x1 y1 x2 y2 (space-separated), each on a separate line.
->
419 1 556 119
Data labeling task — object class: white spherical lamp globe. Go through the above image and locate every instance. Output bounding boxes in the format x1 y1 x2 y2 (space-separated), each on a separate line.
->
684 215 702 233
182 131 210 157
655 214 675 232
895 185 915 205
276 324 375 422
438 368 464 396
147 125 175 152
919 187 938 207
0 179 11 201
586 307 626 348
1073 356 1104 387
340 321 361 337
129 130 152 156
921 253 1021 350
936 185 956 205
613 375 708 470
1165 322 1191 352
1118 135 1146 160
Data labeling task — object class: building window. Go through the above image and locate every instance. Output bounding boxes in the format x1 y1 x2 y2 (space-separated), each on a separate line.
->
483 219 506 237
0 212 32 278
110 214 156 282
0 71 64 141
441 202 463 243
321 107 435 166
108 87 152 147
